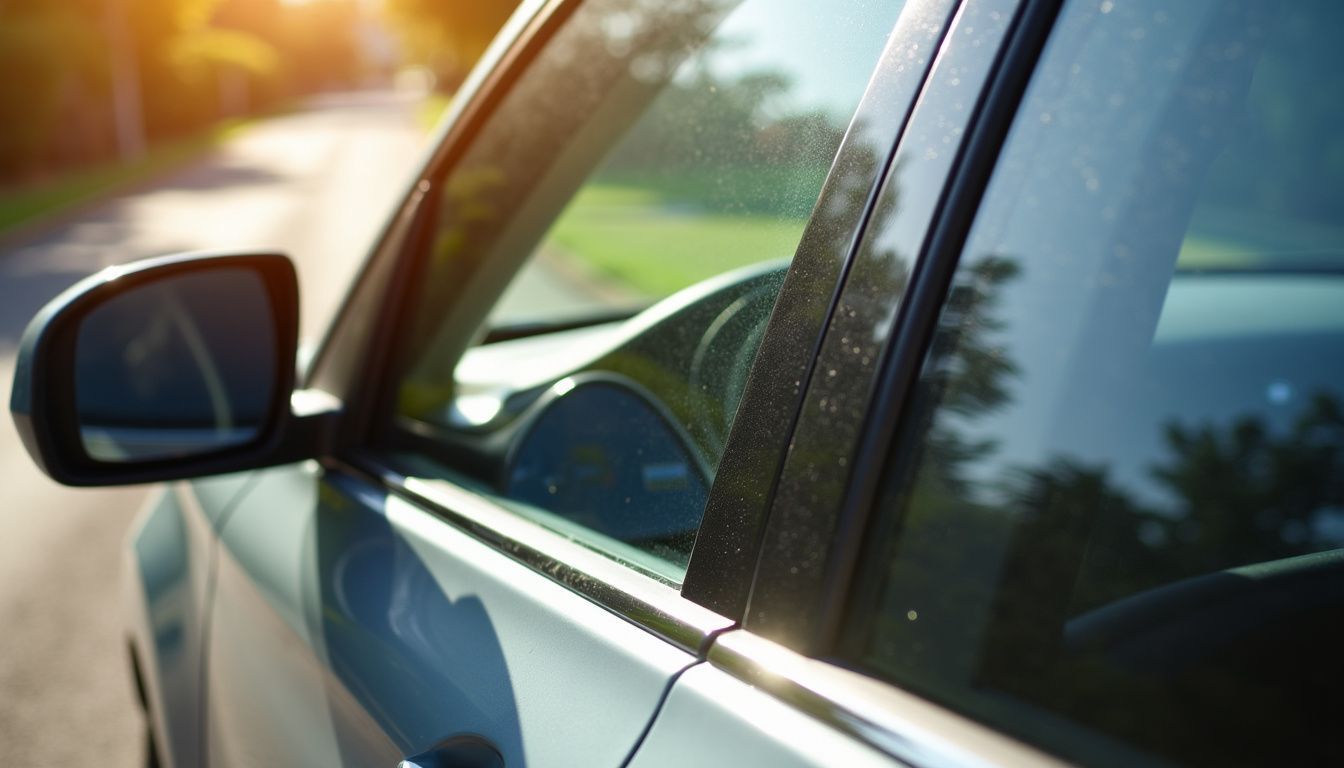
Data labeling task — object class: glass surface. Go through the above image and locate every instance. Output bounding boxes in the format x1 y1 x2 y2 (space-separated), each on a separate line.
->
846 1 1344 765
397 0 902 575
485 2 876 329
505 379 709 576
75 268 276 462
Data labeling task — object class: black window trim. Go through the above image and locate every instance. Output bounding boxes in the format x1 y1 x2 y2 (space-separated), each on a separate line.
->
742 0 1066 654
826 0 1068 656
681 0 968 619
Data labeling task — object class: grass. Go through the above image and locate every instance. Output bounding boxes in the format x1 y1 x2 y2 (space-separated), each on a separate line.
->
0 117 256 238
546 182 808 297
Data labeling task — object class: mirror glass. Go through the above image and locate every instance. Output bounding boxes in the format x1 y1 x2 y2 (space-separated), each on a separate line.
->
75 267 276 463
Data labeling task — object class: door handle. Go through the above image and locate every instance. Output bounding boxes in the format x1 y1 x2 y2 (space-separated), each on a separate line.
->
399 735 503 768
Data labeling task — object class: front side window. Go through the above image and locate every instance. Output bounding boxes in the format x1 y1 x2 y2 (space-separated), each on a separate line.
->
846 0 1344 764
393 0 903 580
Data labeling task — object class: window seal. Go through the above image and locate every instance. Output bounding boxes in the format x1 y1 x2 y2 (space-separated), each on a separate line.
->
681 0 966 619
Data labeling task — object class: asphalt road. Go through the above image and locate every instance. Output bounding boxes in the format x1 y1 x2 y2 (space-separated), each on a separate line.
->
0 91 430 767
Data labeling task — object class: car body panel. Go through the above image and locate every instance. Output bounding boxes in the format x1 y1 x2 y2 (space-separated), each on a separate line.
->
206 460 695 767
628 663 895 768
123 474 255 768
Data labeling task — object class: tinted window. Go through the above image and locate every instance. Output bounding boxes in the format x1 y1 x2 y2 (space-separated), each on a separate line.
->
396 0 901 578
846 1 1344 764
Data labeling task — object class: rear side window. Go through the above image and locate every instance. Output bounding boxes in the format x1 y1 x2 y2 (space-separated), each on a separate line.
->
846 1 1344 764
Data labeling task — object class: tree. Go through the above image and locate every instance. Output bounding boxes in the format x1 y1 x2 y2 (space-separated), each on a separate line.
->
382 0 518 89
0 4 109 176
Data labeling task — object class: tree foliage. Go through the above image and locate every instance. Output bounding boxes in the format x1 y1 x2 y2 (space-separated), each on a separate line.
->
383 0 518 89
0 0 367 183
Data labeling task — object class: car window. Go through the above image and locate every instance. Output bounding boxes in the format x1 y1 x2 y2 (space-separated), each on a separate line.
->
393 0 903 580
844 0 1344 764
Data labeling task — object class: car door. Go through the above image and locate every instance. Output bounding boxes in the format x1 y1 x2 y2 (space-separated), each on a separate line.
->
634 0 1344 765
200 0 931 766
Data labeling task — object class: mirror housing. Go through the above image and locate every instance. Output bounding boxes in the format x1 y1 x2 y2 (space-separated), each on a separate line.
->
10 251 336 486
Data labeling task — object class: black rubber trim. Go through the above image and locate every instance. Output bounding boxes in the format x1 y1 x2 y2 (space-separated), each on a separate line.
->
818 0 1067 653
682 0 965 619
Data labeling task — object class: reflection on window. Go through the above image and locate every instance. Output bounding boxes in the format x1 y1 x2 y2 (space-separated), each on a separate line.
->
847 2 1344 765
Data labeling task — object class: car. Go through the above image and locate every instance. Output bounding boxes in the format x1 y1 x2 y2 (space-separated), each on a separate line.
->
11 0 1344 765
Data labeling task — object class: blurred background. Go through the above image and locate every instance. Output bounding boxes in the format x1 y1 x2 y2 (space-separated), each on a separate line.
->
0 0 516 764
0 0 518 185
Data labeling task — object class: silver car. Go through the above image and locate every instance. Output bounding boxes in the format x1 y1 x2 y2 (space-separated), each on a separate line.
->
13 0 1344 765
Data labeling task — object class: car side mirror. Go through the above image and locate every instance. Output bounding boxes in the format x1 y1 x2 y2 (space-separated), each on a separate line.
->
10 251 335 486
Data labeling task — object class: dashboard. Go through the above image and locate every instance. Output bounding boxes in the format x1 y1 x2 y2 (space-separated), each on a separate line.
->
405 259 789 569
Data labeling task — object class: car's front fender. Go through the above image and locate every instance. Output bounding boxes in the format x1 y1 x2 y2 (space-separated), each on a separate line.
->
122 474 254 768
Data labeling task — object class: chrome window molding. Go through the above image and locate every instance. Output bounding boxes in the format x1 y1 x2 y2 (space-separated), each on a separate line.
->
708 630 1066 768
337 455 734 656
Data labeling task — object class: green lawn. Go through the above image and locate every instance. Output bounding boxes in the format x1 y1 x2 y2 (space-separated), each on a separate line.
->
546 182 807 297
0 118 255 237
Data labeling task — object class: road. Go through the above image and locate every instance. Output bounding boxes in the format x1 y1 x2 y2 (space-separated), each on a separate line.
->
0 91 431 766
